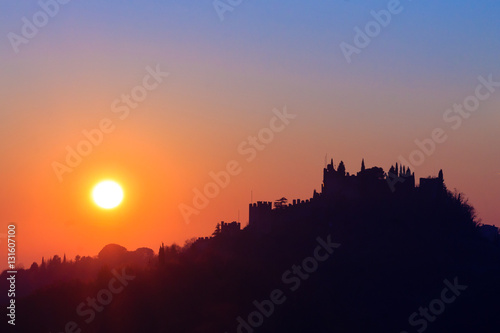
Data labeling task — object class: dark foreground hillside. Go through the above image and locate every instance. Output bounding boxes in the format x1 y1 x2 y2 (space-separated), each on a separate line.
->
2 183 500 333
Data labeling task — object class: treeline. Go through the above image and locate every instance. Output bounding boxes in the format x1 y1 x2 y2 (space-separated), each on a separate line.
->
2 187 500 332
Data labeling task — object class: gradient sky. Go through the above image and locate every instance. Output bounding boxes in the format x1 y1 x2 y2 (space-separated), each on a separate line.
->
1 0 499 271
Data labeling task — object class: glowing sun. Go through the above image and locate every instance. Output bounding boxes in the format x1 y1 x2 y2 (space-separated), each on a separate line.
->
92 180 124 209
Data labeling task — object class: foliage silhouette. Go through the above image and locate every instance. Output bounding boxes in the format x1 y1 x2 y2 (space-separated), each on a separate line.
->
1 161 499 332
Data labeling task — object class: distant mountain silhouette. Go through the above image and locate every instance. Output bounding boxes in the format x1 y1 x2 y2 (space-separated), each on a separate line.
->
2 159 499 332
98 244 155 267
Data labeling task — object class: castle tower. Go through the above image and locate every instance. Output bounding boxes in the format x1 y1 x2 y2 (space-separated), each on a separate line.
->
249 201 272 226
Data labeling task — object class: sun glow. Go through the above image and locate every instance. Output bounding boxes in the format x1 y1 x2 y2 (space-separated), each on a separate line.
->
92 180 124 209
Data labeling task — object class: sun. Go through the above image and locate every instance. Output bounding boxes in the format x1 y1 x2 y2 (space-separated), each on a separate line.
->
92 180 124 209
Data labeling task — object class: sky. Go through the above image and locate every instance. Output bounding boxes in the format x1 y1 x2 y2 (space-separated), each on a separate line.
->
1 0 499 271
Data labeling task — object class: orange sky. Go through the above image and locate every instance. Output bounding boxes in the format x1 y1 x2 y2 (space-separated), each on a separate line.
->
1 1 499 271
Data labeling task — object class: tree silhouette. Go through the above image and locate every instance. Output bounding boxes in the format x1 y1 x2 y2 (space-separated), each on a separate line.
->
158 243 165 266
274 197 288 208
338 161 346 176
212 223 221 237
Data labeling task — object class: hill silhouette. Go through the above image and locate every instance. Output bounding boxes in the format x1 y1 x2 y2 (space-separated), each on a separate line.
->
2 159 499 332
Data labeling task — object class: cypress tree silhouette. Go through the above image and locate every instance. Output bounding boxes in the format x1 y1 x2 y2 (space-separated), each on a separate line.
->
338 160 346 176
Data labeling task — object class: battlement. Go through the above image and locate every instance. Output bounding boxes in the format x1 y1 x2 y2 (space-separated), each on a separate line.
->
221 221 241 234
249 201 273 226
249 201 273 209
291 199 308 205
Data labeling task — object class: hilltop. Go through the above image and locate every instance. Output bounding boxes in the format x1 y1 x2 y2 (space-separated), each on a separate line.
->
2 159 500 333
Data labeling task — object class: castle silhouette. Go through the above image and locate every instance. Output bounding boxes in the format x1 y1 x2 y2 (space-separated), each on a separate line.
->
5 158 499 333
215 159 446 234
